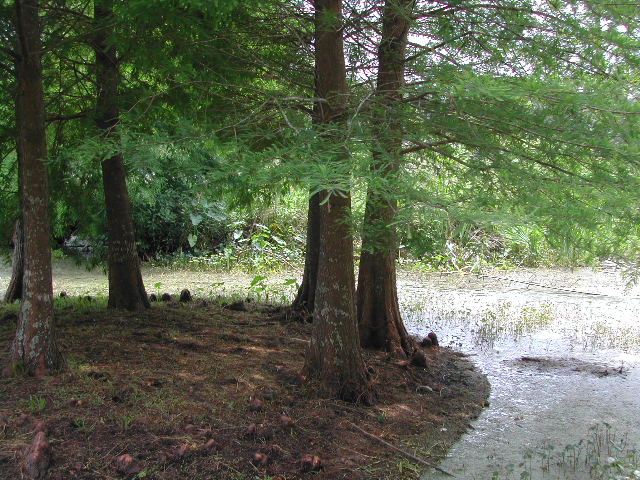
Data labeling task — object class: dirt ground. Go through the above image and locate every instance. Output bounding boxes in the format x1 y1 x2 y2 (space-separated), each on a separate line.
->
0 297 489 480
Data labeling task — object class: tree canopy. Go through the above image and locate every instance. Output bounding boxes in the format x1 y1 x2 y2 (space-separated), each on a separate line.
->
0 1 637 261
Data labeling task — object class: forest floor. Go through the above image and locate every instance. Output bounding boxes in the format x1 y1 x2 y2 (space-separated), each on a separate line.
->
0 298 489 480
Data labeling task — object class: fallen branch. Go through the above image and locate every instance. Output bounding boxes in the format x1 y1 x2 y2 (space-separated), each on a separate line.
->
348 422 455 477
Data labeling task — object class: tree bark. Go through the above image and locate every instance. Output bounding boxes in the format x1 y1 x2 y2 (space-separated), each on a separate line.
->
5 50 24 305
10 0 63 375
4 218 24 303
356 0 416 358
94 0 149 311
292 191 320 313
303 0 373 404
293 42 326 316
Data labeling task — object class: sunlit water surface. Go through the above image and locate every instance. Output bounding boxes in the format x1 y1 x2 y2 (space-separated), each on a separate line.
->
397 270 640 480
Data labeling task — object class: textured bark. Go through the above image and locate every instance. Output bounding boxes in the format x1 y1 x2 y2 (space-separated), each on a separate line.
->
292 191 320 313
303 0 372 404
10 0 63 375
357 232 415 357
4 218 24 303
356 0 416 358
94 0 149 311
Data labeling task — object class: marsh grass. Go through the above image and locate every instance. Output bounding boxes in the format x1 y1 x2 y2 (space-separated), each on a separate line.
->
404 289 640 354
491 423 640 480
474 303 555 346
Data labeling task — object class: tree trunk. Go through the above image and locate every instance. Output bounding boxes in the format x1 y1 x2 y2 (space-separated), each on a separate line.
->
4 218 24 303
94 0 149 311
303 0 372 404
10 0 63 375
356 0 416 358
357 222 415 357
293 44 325 316
292 191 320 313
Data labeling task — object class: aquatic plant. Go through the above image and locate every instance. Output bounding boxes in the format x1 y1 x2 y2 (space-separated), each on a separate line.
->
491 423 640 480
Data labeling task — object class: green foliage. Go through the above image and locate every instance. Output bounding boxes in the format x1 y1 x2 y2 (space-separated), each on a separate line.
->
10 360 29 377
1 0 640 272
27 396 47 413
126 141 229 256
120 415 135 430
71 417 93 433
153 220 305 272
405 217 570 270
0 152 17 243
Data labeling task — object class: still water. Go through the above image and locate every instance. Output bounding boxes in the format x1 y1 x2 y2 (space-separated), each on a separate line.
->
398 269 640 480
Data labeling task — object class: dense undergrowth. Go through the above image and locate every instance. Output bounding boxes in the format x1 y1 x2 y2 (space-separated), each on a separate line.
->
133 221 605 274
55 211 610 275
2 131 625 274
2 144 630 274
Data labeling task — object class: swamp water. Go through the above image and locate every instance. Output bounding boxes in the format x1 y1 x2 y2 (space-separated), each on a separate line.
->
398 270 640 480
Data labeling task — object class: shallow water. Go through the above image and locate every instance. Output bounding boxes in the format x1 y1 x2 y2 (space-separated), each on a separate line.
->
400 270 640 480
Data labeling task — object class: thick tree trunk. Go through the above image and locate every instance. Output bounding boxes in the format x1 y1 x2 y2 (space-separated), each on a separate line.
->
10 0 63 375
4 218 24 303
94 0 149 311
356 0 416 358
292 191 320 313
303 0 372 404
357 213 415 357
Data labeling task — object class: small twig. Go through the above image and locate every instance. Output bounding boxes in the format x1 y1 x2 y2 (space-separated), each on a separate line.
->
288 337 310 344
325 400 379 419
248 458 261 474
348 422 455 477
